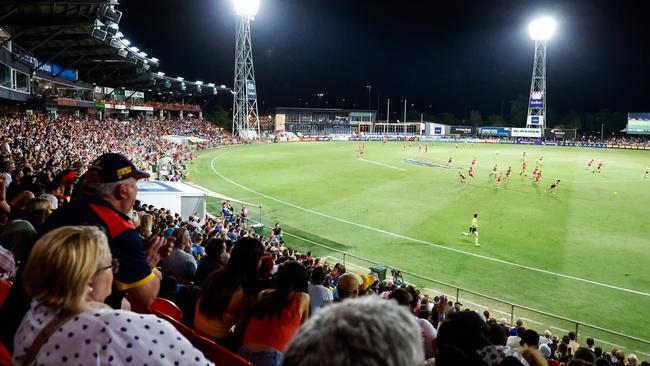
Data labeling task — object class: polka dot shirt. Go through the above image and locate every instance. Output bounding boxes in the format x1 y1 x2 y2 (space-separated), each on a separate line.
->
13 300 214 366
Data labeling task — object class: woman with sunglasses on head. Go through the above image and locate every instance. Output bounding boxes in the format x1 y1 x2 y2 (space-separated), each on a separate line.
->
13 225 213 365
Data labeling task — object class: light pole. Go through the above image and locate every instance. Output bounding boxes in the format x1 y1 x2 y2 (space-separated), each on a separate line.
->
365 85 372 109
527 16 556 132
232 0 261 140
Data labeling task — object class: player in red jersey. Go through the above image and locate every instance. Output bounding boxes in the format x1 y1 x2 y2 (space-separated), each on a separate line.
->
496 173 503 187
489 163 498 177
587 159 594 169
520 161 527 176
534 170 542 183
468 167 475 179
459 171 467 184
471 158 476 167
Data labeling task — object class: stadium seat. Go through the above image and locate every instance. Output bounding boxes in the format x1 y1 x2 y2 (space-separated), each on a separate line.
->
191 335 253 366
147 297 183 323
0 341 11 366
0 280 12 308
150 308 196 341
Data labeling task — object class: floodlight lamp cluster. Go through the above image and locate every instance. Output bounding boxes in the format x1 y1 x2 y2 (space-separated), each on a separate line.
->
528 17 556 40
233 0 260 16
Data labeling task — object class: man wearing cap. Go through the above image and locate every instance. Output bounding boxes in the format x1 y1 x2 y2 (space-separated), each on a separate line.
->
0 153 167 350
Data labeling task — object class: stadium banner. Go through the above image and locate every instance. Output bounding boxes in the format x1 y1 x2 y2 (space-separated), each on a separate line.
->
529 91 544 108
450 126 477 135
511 128 542 137
626 113 650 135
130 106 154 111
544 128 577 140
526 115 543 126
478 127 510 136
246 80 257 100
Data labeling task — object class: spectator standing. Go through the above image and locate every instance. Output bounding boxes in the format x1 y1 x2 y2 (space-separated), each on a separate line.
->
307 266 333 314
238 261 310 366
194 237 264 350
194 238 229 286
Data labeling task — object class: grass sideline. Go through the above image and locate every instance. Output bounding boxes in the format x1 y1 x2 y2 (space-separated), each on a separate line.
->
189 141 650 351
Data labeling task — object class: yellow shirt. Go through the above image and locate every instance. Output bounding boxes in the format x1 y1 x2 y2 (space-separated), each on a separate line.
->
471 218 478 228
194 288 244 339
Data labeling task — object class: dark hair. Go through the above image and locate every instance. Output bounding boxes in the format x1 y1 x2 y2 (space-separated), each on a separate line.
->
310 266 326 285
436 311 491 366
204 238 226 258
473 213 478 218
252 261 308 320
594 347 602 358
199 237 264 319
568 331 577 340
595 358 612 366
489 323 507 346
388 288 412 307
586 337 594 346
519 329 539 347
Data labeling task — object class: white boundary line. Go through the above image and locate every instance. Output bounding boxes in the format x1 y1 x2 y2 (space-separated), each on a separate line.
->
209 156 650 298
357 157 407 171
331 256 650 356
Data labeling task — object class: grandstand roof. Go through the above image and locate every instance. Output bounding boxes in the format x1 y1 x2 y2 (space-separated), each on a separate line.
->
0 0 229 98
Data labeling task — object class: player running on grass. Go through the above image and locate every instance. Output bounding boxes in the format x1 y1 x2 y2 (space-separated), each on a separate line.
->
594 161 603 173
471 157 476 167
495 173 503 187
587 159 594 169
448 156 453 164
461 213 480 247
468 166 475 180
644 166 650 179
521 151 527 161
530 167 539 182
538 155 544 166
534 169 542 183
505 166 513 181
545 179 560 193
459 171 467 184
520 161 528 176
489 163 498 177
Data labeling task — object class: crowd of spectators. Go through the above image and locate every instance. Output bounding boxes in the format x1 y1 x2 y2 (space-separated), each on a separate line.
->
0 112 648 365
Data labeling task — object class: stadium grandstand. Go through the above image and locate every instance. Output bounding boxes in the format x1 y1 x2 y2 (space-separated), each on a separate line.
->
0 1 649 366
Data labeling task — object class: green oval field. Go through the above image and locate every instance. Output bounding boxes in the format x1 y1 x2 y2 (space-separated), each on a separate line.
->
189 141 650 350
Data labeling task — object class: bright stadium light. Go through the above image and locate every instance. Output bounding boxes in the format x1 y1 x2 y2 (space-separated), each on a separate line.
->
121 39 131 46
195 80 203 85
156 71 165 76
138 51 147 57
177 76 184 81
115 31 124 38
233 0 260 16
528 17 556 40
150 57 159 62
129 46 139 52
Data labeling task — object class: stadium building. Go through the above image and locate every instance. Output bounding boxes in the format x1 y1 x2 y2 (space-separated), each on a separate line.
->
274 107 376 134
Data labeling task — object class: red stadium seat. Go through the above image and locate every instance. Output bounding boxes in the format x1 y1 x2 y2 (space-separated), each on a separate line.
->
150 308 196 341
147 297 183 322
0 280 12 308
192 335 252 366
0 341 11 366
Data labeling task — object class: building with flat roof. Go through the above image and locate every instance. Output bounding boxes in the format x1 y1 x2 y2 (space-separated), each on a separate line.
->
274 107 376 134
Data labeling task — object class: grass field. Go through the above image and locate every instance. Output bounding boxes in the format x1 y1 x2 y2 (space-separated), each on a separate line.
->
188 141 650 353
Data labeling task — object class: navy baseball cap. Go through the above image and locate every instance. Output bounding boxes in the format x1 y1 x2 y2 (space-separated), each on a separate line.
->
87 153 150 183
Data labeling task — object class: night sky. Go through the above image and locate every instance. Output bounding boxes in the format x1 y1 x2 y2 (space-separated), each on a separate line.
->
118 0 650 117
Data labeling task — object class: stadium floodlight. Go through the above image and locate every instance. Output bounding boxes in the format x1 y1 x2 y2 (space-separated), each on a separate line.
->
156 71 165 76
115 31 123 38
120 39 131 46
525 16 556 130
195 80 203 85
150 57 159 63
138 51 147 57
233 0 260 16
232 0 261 140
528 17 556 40
129 46 139 52
177 76 184 81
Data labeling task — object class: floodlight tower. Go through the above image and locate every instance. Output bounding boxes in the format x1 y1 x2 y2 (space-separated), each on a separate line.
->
232 0 260 140
526 17 556 131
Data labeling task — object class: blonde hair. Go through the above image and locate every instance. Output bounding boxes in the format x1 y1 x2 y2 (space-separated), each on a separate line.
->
23 226 110 312
139 213 153 237
25 197 52 229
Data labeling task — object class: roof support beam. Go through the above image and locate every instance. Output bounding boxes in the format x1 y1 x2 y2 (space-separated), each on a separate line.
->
0 29 24 48
34 42 75 71
0 6 17 22
26 28 64 54
79 60 105 80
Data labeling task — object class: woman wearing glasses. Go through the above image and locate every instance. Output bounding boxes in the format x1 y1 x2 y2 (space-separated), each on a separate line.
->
12 226 213 365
